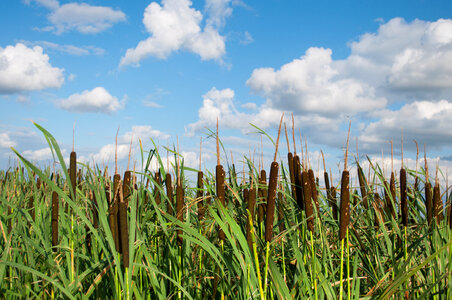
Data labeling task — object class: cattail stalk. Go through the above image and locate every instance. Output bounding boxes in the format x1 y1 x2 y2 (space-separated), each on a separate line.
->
166 173 173 215
51 191 59 251
197 171 204 221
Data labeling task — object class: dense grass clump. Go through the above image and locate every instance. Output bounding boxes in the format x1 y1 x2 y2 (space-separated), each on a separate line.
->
0 123 451 299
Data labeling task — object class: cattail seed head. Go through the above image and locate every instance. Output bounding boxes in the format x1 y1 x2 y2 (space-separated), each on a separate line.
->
339 170 350 241
265 162 279 242
302 170 314 232
400 168 408 226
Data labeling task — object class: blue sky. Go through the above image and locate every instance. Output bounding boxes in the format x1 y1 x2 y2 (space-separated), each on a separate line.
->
1 0 452 181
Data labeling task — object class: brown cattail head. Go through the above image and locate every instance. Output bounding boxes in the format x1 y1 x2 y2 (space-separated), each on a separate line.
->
400 167 408 226
118 201 129 267
389 172 396 218
425 181 433 226
302 170 314 232
339 170 350 241
69 151 77 202
331 186 338 221
246 187 256 249
293 155 304 210
176 178 184 246
265 162 279 242
433 181 443 224
197 171 204 221
166 173 174 215
154 171 162 205
123 170 131 205
111 174 121 252
258 169 267 225
51 191 59 251
288 152 296 201
308 169 320 213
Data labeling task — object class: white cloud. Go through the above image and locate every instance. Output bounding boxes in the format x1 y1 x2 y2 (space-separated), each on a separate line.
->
120 125 170 144
25 0 59 10
48 2 126 34
143 101 162 108
80 125 170 167
342 18 452 99
0 43 64 94
57 87 124 113
21 40 105 56
0 132 16 148
120 0 226 67
186 87 289 136
205 0 232 28
22 147 54 161
246 47 386 117
360 100 452 149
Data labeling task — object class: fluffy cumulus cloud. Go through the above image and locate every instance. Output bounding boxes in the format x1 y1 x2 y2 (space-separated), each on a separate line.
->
26 0 126 34
360 100 452 149
81 125 170 167
0 132 16 148
120 0 228 66
0 43 64 94
247 47 386 117
49 3 126 34
186 86 346 147
185 18 452 150
342 18 452 99
57 87 124 113
22 147 55 161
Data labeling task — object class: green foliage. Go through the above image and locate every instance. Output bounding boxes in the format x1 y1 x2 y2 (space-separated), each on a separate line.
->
0 124 450 299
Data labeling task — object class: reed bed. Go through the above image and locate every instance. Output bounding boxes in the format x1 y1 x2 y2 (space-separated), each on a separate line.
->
0 122 451 299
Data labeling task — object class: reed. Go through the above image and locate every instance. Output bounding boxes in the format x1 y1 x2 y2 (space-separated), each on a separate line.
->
51 190 59 251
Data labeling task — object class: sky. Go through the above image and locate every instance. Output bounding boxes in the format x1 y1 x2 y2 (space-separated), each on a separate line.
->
1 0 452 183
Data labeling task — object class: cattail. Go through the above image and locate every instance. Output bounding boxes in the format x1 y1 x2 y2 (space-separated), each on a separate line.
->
330 186 338 221
176 179 184 245
123 170 131 206
216 164 226 240
119 201 129 267
372 192 384 227
400 167 408 227
433 180 443 224
339 122 351 241
425 181 433 227
302 170 314 232
293 155 304 210
51 191 59 251
28 195 35 222
154 171 162 206
69 151 77 202
265 162 279 242
308 169 320 213
197 171 204 221
339 170 350 240
447 186 451 229
111 174 121 252
246 187 256 249
258 169 267 225
166 173 173 215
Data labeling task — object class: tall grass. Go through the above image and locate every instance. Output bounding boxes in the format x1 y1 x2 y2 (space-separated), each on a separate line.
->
0 122 451 299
